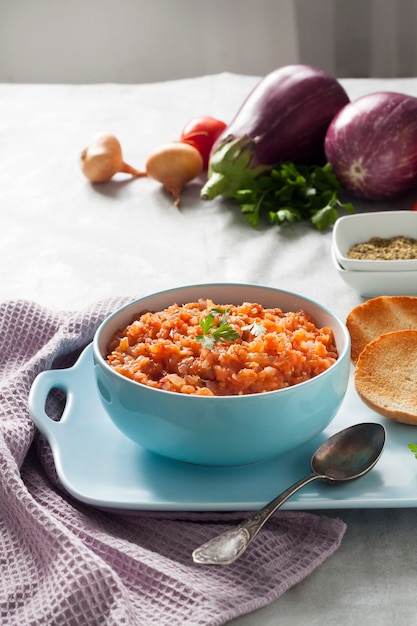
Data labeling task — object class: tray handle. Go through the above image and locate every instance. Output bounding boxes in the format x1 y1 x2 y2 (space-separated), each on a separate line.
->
28 368 73 438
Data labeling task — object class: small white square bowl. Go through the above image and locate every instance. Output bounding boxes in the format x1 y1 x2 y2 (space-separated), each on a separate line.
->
333 210 417 272
331 247 417 297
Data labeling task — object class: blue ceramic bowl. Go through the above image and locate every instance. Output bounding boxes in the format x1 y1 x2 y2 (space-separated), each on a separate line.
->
93 284 350 466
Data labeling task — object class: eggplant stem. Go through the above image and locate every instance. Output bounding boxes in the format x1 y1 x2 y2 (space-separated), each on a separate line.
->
200 172 228 200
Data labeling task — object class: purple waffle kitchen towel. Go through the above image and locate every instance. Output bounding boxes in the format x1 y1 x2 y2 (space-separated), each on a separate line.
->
0 298 346 626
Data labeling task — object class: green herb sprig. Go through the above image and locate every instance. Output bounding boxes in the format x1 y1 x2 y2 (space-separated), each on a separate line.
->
408 443 417 459
196 308 240 349
234 162 354 232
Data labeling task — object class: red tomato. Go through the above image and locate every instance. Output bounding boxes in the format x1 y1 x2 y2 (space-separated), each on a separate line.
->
180 116 227 168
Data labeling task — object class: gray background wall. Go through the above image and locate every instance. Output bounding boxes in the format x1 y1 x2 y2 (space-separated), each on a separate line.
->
0 0 298 83
1 0 416 83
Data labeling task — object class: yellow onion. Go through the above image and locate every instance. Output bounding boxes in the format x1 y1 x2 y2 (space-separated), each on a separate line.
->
80 132 146 183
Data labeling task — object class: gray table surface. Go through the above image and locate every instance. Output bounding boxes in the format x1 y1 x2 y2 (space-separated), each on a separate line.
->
2 73 417 625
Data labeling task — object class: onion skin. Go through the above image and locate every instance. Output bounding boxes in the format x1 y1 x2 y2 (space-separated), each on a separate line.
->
80 132 146 183
146 142 203 207
325 92 417 200
201 64 349 200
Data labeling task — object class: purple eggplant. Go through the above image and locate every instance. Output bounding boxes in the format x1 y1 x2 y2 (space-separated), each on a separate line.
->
325 91 417 200
201 64 350 200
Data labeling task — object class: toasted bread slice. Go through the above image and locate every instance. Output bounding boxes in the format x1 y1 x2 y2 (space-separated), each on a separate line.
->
346 296 417 363
354 329 417 425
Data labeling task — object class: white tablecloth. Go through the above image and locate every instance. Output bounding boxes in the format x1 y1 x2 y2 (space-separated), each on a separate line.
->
1 73 417 625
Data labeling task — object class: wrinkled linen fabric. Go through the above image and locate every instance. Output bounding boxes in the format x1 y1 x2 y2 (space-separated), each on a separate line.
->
0 299 347 626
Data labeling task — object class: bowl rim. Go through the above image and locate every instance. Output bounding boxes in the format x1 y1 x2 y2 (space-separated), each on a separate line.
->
93 282 351 400
333 210 417 271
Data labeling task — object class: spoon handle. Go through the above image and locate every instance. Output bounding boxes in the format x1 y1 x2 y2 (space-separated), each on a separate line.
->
192 473 320 565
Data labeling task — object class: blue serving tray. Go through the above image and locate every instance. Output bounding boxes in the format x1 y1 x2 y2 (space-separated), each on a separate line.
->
28 344 417 511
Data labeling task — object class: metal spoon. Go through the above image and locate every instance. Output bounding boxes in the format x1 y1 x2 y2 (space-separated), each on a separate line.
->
192 422 386 566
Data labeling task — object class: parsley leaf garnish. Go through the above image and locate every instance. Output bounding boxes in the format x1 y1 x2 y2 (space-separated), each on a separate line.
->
196 308 240 349
408 443 417 459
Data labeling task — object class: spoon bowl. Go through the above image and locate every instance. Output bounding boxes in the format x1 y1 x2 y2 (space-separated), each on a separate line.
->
311 421 386 481
192 422 386 565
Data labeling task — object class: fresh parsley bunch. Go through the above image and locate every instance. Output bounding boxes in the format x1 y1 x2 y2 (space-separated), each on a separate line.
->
200 136 354 231
234 162 354 231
